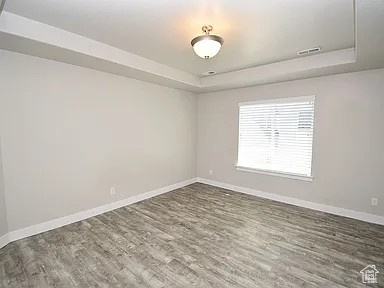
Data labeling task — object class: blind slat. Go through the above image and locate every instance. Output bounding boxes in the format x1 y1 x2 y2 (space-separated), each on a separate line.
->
238 97 315 177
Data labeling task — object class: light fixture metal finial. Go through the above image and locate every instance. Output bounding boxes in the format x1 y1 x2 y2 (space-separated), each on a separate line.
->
202 25 213 35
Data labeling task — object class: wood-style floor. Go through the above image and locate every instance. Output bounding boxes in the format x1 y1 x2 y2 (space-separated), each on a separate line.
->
1 183 383 287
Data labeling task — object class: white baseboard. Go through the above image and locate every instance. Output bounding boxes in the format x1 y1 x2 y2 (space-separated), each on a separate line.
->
197 177 384 226
2 176 383 250
0 233 10 249
3 177 197 246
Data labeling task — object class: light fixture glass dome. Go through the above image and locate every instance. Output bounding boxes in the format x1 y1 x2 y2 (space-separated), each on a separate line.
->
191 26 224 59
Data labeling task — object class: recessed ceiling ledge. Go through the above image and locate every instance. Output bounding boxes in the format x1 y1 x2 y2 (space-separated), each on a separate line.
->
0 12 201 90
201 48 356 89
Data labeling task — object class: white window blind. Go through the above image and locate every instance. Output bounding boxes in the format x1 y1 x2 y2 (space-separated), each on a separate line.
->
237 96 315 178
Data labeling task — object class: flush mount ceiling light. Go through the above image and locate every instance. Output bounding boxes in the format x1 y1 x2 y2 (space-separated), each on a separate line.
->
191 25 224 59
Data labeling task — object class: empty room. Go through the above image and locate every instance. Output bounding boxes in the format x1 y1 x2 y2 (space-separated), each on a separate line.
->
0 0 384 287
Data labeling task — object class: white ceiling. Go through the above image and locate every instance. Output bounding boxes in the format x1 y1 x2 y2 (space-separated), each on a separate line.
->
4 0 354 76
1 0 383 93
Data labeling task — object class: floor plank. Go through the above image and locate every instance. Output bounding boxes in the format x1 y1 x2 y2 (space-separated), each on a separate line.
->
1 183 383 287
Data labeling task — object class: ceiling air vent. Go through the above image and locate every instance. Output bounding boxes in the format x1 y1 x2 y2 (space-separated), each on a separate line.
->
297 47 321 56
202 71 216 76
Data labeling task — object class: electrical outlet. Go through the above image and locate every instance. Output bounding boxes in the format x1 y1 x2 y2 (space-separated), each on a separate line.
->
209 170 213 175
371 198 378 206
110 188 116 195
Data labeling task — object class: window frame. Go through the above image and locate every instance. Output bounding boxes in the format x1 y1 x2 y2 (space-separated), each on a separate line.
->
235 95 315 182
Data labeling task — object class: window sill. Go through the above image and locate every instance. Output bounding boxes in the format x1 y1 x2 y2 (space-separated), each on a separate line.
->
235 166 313 182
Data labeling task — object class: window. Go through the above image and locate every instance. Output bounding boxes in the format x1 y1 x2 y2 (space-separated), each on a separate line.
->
236 96 315 180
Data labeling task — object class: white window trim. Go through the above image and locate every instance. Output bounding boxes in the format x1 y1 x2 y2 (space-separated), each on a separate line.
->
235 165 314 182
236 95 315 182
238 95 315 106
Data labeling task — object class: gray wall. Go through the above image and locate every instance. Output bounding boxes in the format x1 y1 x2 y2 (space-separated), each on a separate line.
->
197 69 384 216
0 50 197 231
1 49 383 234
0 140 8 237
